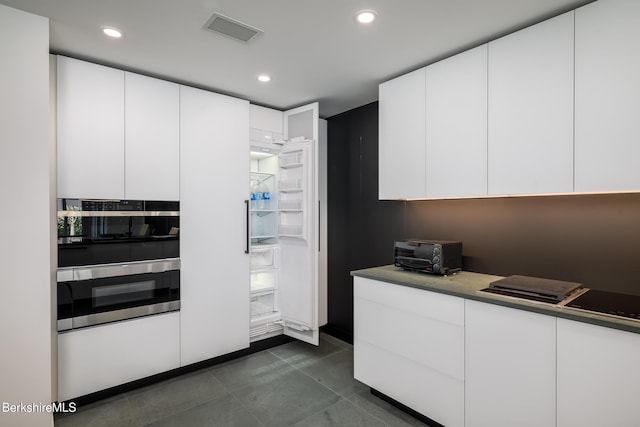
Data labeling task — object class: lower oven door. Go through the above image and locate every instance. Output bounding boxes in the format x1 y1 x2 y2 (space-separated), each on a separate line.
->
57 260 180 331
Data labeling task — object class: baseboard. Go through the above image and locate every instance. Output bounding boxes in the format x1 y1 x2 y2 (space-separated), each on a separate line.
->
370 388 444 427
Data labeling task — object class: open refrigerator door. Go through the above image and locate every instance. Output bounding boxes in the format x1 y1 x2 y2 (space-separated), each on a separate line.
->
248 102 326 346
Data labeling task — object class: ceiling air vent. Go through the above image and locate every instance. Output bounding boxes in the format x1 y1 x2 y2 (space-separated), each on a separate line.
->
203 12 263 43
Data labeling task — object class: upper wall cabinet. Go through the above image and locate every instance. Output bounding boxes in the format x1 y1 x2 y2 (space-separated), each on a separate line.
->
487 12 575 196
379 68 426 199
426 45 488 198
574 0 640 192
124 72 180 200
57 56 125 199
57 57 180 200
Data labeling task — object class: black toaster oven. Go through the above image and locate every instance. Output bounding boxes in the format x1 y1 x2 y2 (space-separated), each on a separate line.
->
394 239 462 275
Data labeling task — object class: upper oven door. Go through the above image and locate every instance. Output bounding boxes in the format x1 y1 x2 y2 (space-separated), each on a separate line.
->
57 199 180 267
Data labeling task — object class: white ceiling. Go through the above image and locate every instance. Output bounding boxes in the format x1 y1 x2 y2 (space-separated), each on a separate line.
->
2 0 594 118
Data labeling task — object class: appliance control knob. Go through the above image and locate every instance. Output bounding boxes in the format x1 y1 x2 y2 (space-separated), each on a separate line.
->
433 263 440 273
433 256 440 265
433 246 441 255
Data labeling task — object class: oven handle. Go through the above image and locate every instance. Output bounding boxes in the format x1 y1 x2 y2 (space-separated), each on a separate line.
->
245 200 250 254
57 258 180 282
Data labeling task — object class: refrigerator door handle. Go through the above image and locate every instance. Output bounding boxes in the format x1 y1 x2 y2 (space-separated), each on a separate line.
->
244 200 250 254
318 200 321 252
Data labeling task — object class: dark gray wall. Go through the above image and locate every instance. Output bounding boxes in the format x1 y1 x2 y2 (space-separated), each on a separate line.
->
326 102 405 342
327 101 640 341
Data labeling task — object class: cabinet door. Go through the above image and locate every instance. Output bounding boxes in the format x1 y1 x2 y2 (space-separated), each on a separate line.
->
488 12 574 195
575 0 640 192
379 68 426 199
179 85 250 365
57 56 125 199
58 312 180 401
557 318 640 427
354 277 465 427
125 72 180 200
426 45 487 198
465 300 556 427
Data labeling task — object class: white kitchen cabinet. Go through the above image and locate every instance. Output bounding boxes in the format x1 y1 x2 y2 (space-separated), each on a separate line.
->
58 312 180 401
57 57 181 200
57 56 125 199
557 318 640 427
487 12 574 196
124 72 180 200
179 85 250 366
379 68 426 199
465 300 556 427
574 0 640 192
354 277 465 427
425 45 488 198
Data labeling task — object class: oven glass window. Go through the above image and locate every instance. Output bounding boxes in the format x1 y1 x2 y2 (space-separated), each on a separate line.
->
92 280 156 308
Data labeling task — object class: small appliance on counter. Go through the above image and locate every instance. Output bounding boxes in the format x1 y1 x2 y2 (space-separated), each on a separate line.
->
481 275 584 304
394 239 462 275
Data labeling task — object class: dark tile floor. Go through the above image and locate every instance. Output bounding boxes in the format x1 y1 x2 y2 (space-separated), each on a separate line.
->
54 334 427 426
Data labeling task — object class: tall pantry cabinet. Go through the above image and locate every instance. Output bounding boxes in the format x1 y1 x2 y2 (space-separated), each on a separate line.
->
179 86 250 365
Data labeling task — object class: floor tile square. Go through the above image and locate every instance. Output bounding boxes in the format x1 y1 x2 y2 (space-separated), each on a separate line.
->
233 369 340 426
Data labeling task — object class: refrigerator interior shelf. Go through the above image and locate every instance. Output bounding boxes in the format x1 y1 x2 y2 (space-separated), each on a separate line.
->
279 151 303 167
251 235 277 240
250 171 275 178
279 209 303 213
279 225 303 235
279 162 303 169
250 287 276 296
251 209 277 216
251 301 276 316
279 199 303 210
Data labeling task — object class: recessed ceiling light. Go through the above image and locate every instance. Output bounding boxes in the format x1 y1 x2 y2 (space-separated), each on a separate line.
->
355 10 377 24
257 74 271 83
102 27 122 38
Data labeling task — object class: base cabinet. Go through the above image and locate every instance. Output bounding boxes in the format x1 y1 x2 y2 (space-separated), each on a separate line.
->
354 277 464 427
465 300 556 427
58 312 180 401
557 318 640 427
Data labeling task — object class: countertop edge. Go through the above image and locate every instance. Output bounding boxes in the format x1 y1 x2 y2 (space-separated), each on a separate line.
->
351 266 640 335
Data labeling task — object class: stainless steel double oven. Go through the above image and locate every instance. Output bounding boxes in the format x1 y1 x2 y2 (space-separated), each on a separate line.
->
56 199 180 331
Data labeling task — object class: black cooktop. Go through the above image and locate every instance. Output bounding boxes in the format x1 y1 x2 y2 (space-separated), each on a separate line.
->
564 289 640 321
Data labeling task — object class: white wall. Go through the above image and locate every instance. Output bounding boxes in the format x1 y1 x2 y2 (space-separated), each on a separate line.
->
0 5 54 427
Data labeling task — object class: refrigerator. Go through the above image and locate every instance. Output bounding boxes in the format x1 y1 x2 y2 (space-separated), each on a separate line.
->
248 102 327 345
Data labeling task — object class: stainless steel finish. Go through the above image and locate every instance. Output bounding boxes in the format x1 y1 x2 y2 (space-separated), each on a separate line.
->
57 269 74 282
57 301 181 332
556 287 590 306
57 318 73 332
58 210 179 217
57 258 180 282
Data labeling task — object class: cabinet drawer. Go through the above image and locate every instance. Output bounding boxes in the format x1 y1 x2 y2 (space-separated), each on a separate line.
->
354 277 464 326
58 312 180 401
354 339 464 427
355 295 464 381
